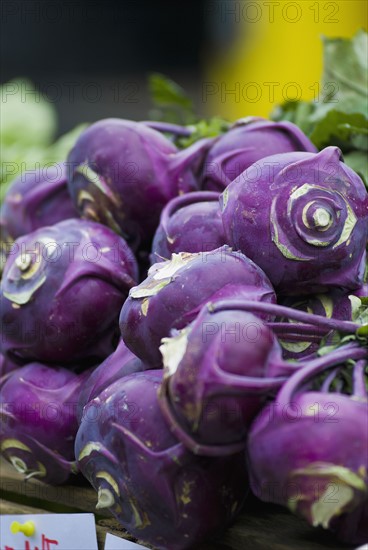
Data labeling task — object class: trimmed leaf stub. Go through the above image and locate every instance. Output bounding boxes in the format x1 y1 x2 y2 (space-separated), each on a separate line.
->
152 252 197 280
160 329 189 378
131 252 199 298
130 279 171 299
3 274 47 305
96 488 115 509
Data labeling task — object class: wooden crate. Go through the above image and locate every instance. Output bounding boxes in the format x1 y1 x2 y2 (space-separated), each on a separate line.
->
1 459 347 549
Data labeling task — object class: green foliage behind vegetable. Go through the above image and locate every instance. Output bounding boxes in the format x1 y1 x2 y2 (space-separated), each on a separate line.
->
0 79 87 203
272 30 368 187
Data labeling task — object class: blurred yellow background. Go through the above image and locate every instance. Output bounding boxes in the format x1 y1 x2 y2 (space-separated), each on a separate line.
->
206 0 367 119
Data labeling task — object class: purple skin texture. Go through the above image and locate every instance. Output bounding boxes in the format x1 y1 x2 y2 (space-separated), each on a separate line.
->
247 346 368 545
158 305 294 455
119 245 276 367
202 117 317 192
0 363 92 484
150 191 227 264
77 339 147 422
278 290 354 359
67 118 211 248
75 370 248 550
221 146 368 295
0 218 138 365
0 163 77 243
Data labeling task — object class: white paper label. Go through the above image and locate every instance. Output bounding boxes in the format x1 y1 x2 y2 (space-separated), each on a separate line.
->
0 513 98 550
104 533 148 550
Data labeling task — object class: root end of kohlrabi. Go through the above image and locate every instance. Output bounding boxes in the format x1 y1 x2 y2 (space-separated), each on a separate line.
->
96 488 115 509
10 456 28 474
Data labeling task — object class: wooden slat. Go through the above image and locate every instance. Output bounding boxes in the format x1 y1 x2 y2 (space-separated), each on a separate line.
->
0 498 48 515
196 498 348 550
0 459 107 516
96 519 138 548
0 459 348 550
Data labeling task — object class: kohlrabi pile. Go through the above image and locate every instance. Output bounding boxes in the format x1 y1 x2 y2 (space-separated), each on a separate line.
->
1 32 368 550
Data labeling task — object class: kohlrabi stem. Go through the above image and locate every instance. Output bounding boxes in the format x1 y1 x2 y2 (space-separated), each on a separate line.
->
168 137 215 177
295 351 319 362
275 333 322 343
210 300 360 334
334 378 344 393
321 367 341 393
160 191 220 234
140 121 193 137
267 322 328 336
353 360 368 399
278 343 367 406
158 377 247 457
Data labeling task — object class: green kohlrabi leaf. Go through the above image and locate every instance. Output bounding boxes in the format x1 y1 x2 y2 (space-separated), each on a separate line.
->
271 100 317 136
272 32 368 187
148 73 195 124
178 117 230 147
311 30 368 122
343 151 368 188
272 30 368 139
310 110 368 150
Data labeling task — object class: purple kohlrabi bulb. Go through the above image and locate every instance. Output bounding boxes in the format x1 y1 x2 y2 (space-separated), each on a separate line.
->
0 218 138 365
75 369 248 550
247 346 368 545
158 304 292 456
150 191 227 264
202 117 317 191
67 119 213 248
0 362 92 484
0 162 77 244
120 246 276 366
221 147 368 294
77 339 148 422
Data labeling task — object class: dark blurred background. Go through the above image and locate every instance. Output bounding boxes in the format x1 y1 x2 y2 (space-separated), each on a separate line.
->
1 0 365 135
0 0 237 133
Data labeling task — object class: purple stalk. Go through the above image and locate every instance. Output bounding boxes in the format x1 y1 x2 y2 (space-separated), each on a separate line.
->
353 360 368 399
294 351 320 362
320 367 341 393
211 300 361 334
278 343 367 406
141 121 193 137
158 372 289 458
168 137 215 178
267 322 328 336
334 378 344 392
272 333 323 344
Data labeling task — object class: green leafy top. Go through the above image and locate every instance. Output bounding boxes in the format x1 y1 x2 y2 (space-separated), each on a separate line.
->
148 73 195 125
272 30 368 187
315 30 368 120
148 73 229 146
